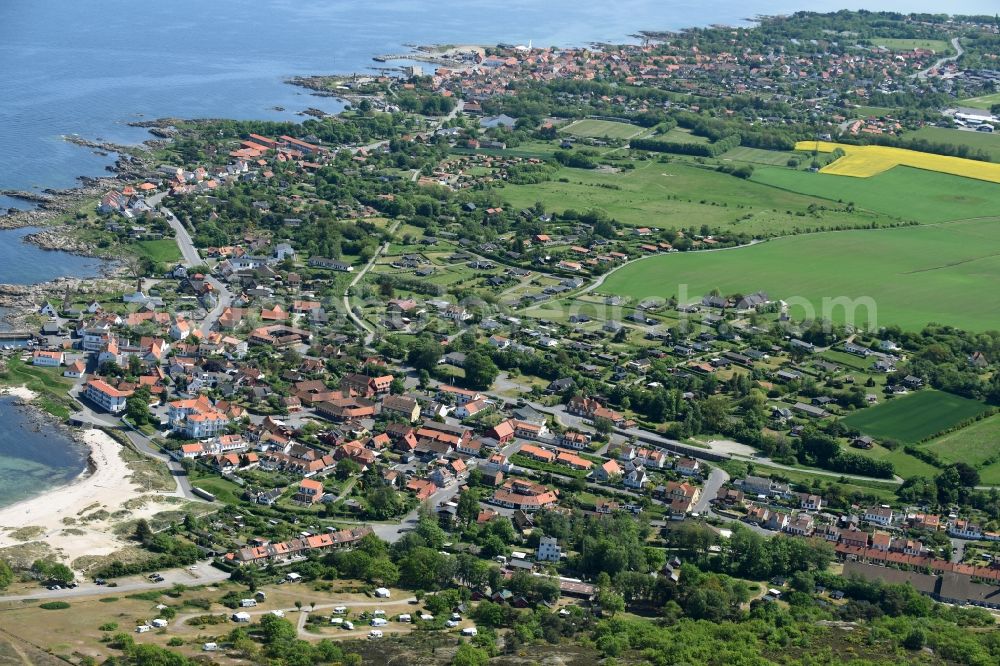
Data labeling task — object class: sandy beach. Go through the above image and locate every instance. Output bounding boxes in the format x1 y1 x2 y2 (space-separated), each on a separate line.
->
0 388 186 568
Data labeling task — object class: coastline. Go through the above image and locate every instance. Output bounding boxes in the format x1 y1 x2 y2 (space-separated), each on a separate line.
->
0 387 184 569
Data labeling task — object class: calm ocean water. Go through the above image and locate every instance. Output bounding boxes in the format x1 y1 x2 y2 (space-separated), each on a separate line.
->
0 0 995 505
0 397 88 508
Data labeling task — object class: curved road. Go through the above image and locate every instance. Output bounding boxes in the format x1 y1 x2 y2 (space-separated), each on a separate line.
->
913 37 962 80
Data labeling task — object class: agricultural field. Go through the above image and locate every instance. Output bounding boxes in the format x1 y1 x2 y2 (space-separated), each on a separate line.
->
958 91 1000 110
796 140 1000 184
751 165 1000 223
905 125 1000 162
839 390 991 444
598 216 1000 331
872 38 953 53
500 159 887 233
922 414 1000 484
560 119 645 140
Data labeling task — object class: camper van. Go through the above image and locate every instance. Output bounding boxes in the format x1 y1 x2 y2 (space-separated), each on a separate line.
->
135 625 151 633
330 617 344 626
368 629 384 639
397 614 412 623
370 617 388 627
240 598 257 607
461 627 478 637
342 621 354 631
202 642 218 652
151 618 168 628
332 605 347 614
372 609 386 617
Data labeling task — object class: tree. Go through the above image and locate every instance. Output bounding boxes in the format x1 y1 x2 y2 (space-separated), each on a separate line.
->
597 586 625 617
456 491 479 527
407 337 442 371
126 387 152 426
463 352 499 390
134 518 154 544
452 643 490 666
336 458 361 480
0 560 13 590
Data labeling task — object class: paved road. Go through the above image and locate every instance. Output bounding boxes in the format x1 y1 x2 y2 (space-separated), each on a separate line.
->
151 192 234 335
914 37 963 80
0 559 228 604
694 467 729 515
343 219 402 346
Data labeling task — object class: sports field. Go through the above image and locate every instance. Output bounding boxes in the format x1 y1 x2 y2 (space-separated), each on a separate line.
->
721 146 799 166
502 159 887 233
598 216 1000 331
873 38 952 53
561 119 645 139
751 165 1000 223
923 414 1000 484
839 390 990 444
796 141 1000 184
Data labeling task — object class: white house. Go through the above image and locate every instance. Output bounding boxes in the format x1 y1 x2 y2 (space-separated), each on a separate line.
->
32 350 64 367
536 536 562 562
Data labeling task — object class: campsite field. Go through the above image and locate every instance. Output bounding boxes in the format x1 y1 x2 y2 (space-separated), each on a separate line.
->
561 119 645 140
839 390 991 444
598 216 1000 331
751 165 1000 223
795 141 1000 184
501 159 887 234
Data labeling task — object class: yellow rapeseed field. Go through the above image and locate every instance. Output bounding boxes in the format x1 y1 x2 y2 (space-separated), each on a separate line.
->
794 140 1000 184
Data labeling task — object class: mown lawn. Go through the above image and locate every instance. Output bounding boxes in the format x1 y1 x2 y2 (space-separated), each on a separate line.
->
872 38 952 53
134 239 182 264
561 119 644 140
840 390 991 444
598 216 1000 331
959 91 1000 110
752 164 1000 223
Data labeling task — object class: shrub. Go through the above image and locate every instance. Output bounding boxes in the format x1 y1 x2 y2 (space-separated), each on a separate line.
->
39 601 70 610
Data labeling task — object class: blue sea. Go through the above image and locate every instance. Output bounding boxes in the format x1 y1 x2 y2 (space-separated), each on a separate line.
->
0 0 995 505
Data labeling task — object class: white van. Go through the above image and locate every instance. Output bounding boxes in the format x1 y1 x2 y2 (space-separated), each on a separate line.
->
333 605 347 614
370 618 388 627
343 621 354 630
369 629 383 639
135 625 151 633
330 617 344 626
398 614 412 623
461 627 478 637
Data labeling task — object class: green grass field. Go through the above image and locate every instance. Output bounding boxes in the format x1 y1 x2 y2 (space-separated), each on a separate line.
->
959 92 1000 111
839 390 990 444
135 239 182 264
922 414 1000 484
600 217 1000 331
659 127 710 144
561 119 644 140
905 126 1000 162
721 146 799 166
752 165 1000 223
501 159 887 234
872 38 952 53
